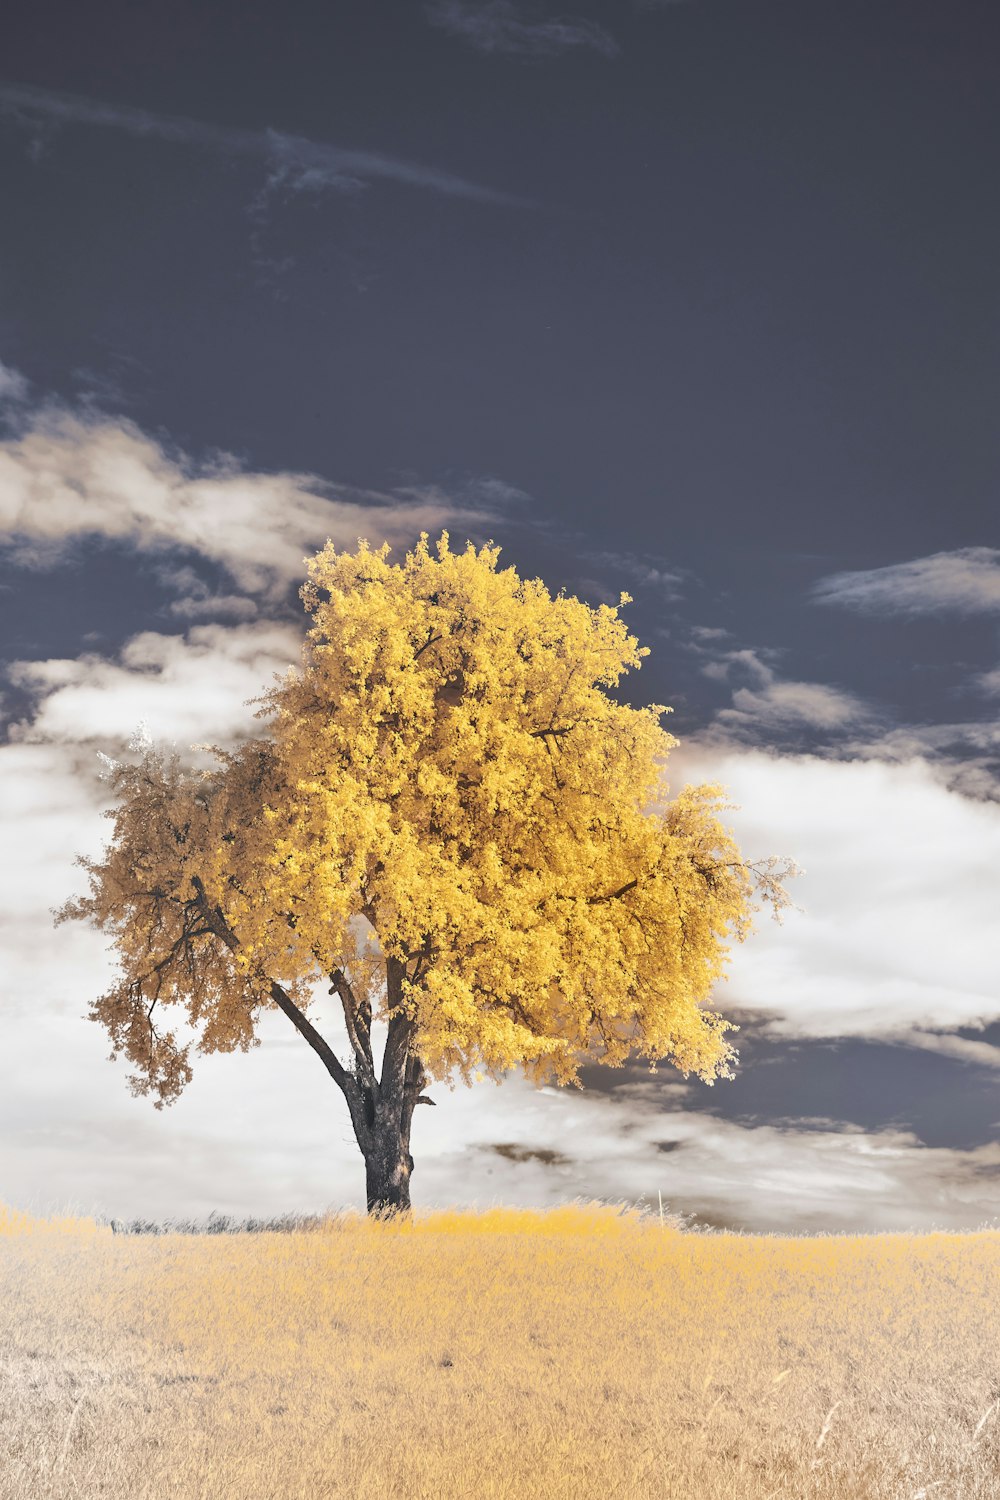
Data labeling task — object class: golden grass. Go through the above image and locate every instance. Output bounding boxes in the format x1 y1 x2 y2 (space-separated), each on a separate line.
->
2 1199 999 1498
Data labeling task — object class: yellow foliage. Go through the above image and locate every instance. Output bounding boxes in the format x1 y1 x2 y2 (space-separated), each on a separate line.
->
57 533 794 1140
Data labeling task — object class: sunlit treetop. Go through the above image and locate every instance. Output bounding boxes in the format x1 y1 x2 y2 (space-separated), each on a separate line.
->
58 532 794 1114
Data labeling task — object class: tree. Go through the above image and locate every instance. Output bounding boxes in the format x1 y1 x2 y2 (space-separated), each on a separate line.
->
56 533 795 1216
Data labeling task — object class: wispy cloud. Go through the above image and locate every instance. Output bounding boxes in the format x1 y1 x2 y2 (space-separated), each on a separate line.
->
973 667 1000 698
0 360 29 404
811 548 1000 616
593 549 690 601
425 1 619 58
0 80 521 206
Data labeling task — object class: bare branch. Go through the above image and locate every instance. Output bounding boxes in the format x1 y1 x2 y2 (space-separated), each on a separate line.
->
329 966 376 1089
187 875 357 1098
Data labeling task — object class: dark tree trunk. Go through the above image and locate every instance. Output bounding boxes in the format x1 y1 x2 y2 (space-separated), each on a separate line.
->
363 1110 415 1216
352 957 428 1219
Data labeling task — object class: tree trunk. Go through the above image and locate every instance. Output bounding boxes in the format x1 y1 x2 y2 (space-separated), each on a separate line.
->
363 1111 415 1217
354 958 425 1218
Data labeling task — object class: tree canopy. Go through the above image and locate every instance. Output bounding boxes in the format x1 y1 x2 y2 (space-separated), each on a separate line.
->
57 533 794 1212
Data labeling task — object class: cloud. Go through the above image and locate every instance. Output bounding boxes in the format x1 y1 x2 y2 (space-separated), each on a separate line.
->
704 648 874 741
689 625 731 645
721 679 873 735
812 548 1000 616
461 476 535 507
4 622 303 749
0 80 521 206
666 745 1000 1051
841 721 1000 803
154 565 261 623
425 1 619 58
805 550 1000 796
973 667 1000 698
0 360 29 404
387 475 537 513
0 403 496 603
592 549 690 601
5 991 1000 1232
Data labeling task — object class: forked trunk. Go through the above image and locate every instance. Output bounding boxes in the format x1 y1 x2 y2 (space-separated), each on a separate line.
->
340 962 429 1219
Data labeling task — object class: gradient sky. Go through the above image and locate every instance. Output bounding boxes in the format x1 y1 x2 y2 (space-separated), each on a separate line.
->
1 0 998 1233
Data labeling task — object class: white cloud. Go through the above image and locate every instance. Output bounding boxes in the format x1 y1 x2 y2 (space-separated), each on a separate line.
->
667 745 1000 1048
0 406 495 601
461 476 534 507
168 594 260 623
154 563 261 622
0 741 114 1020
5 622 302 748
425 1 619 58
812 548 1000 615
689 625 731 645
721 678 873 734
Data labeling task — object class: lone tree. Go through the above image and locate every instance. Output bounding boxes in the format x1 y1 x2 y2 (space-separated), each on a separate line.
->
57 534 794 1216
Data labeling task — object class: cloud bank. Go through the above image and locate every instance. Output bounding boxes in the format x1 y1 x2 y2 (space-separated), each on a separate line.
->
425 1 619 58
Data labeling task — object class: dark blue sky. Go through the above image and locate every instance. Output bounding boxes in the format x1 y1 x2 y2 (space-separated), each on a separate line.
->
1 0 998 1230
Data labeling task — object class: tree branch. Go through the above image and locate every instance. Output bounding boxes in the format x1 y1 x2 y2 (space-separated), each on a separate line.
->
412 628 444 662
188 875 357 1100
329 966 375 1089
588 877 639 905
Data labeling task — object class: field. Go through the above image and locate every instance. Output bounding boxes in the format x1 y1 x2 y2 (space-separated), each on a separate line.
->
2 1200 999 1499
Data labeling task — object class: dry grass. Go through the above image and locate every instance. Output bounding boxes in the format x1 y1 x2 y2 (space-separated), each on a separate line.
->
2 1199 999 1499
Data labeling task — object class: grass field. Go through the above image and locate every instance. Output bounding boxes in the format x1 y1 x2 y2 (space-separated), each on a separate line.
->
2 1199 999 1499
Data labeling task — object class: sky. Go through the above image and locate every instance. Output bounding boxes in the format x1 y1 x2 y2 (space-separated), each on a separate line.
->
1 0 998 1234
